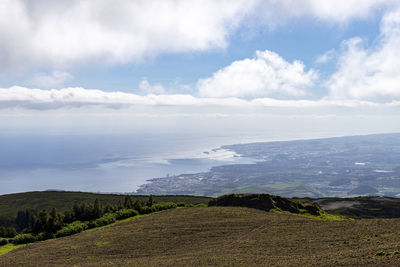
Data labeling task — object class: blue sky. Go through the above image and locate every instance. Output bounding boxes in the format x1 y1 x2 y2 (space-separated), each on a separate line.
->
0 0 400 136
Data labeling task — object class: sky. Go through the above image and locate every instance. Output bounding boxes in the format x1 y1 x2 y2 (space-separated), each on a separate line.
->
1 0 400 137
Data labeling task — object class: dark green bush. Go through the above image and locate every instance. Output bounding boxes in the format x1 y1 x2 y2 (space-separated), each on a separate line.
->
115 209 139 220
55 221 88 238
88 213 116 228
37 231 55 241
139 202 177 214
154 202 177 211
0 238 8 246
12 233 37 244
304 203 321 215
176 202 186 207
0 226 17 238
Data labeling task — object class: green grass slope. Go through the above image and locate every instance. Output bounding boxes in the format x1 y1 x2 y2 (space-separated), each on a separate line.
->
2 207 400 266
0 191 210 222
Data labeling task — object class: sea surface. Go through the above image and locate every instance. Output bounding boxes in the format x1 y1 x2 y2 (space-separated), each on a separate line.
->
0 129 383 195
0 132 264 195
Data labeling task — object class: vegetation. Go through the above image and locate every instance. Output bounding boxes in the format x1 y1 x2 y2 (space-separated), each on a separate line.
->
0 191 210 230
55 221 89 239
12 234 38 245
0 195 186 246
0 227 16 238
115 209 139 220
3 191 400 265
2 207 400 266
209 193 322 216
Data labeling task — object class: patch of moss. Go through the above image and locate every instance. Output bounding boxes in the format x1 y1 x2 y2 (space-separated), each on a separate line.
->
95 241 110 247
376 251 386 256
0 243 26 256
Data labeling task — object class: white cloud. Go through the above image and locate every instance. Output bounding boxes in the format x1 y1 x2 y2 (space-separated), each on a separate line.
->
197 50 317 98
31 71 73 88
139 79 166 95
0 0 258 71
263 0 396 23
315 49 336 64
0 0 397 72
0 86 399 110
327 8 400 100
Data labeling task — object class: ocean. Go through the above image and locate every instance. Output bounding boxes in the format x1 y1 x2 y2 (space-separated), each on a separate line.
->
0 132 266 195
0 127 388 195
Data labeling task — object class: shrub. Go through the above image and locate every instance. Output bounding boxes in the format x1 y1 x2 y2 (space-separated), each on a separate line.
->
55 221 88 238
153 202 177 211
303 203 321 216
176 202 186 207
0 226 17 238
88 213 116 228
37 231 55 241
12 233 37 244
0 238 8 246
115 209 139 220
139 202 177 214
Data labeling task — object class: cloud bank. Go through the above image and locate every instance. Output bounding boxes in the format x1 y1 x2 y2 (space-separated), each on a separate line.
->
1 86 399 110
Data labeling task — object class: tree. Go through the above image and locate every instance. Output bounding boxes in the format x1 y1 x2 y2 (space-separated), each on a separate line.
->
133 200 143 211
29 214 40 234
104 204 115 213
117 200 123 210
124 196 134 209
6 227 17 238
0 226 5 237
15 210 31 231
45 208 62 233
63 210 75 224
38 209 49 231
93 199 103 219
147 195 154 207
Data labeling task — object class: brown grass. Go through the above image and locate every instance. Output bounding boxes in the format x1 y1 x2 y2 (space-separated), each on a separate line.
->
2 207 400 266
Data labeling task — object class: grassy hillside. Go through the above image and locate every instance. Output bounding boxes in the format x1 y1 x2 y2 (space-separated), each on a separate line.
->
0 191 210 222
1 207 400 266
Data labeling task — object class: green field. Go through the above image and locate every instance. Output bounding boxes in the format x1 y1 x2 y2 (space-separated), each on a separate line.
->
2 207 400 266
